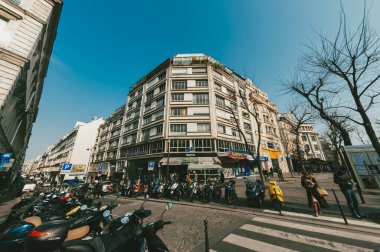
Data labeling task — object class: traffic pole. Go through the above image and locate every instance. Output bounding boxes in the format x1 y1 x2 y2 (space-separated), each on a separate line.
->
332 189 348 225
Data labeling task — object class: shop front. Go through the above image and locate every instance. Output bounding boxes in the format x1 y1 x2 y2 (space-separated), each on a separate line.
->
261 148 285 172
218 150 255 178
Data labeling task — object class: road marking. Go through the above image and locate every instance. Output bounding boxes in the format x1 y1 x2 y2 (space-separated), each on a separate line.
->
223 233 298 252
263 209 380 229
253 217 380 244
240 224 372 252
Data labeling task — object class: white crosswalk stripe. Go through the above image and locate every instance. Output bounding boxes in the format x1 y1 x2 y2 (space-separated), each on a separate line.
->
211 215 380 252
263 209 380 229
240 224 372 252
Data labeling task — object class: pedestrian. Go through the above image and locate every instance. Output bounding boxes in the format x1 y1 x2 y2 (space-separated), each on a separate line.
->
278 167 285 182
270 167 274 178
220 170 225 184
262 169 269 181
94 181 102 199
186 173 191 186
301 172 329 209
334 167 362 219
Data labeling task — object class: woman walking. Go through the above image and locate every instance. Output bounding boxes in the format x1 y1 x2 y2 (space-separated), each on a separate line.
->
301 172 328 216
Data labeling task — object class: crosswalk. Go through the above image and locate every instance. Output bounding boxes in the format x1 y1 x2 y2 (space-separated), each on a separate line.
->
210 213 380 252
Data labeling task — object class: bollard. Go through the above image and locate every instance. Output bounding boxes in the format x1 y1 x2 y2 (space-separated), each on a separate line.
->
332 189 348 225
274 188 282 216
204 219 209 252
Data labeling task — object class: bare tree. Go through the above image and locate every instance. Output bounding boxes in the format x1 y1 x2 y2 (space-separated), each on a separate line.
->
282 103 314 172
289 4 380 157
355 128 370 145
227 89 265 183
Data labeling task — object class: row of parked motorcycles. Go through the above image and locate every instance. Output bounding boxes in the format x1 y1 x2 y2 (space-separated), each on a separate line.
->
0 186 173 252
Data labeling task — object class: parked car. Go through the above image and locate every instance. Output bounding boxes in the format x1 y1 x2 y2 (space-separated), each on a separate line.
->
102 181 113 193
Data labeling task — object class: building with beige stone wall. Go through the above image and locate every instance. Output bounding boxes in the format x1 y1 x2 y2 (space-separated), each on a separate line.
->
0 0 62 180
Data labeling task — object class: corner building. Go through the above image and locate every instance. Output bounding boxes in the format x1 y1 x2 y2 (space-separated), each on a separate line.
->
117 54 288 180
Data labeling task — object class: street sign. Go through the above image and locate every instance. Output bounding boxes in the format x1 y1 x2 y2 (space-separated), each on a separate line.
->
61 163 72 173
255 156 269 162
98 163 103 175
148 161 155 171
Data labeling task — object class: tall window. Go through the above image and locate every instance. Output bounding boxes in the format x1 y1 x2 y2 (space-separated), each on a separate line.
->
142 129 150 141
170 124 187 133
197 123 211 132
232 129 239 137
155 110 164 120
243 122 251 130
302 134 308 141
156 124 163 134
314 144 319 151
156 97 165 108
193 93 209 104
172 81 187 90
216 95 225 107
158 72 166 81
144 115 152 124
246 133 253 143
171 107 187 116
311 135 316 141
196 80 208 87
146 91 154 101
159 83 166 92
193 139 212 151
218 125 226 134
170 139 190 152
172 93 184 101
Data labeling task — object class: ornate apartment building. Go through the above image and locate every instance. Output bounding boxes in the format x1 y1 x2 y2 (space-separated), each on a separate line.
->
278 114 325 170
0 0 62 180
89 54 287 181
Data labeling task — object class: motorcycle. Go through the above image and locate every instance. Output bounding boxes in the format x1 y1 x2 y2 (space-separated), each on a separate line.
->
245 180 265 208
168 181 181 201
225 180 237 208
268 180 284 210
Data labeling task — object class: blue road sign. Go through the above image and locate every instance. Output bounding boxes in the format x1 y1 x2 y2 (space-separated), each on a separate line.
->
148 161 155 171
98 163 103 172
61 163 72 173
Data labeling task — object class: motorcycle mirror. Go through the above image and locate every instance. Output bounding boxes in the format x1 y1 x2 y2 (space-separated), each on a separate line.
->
166 202 173 210
102 209 111 218
80 204 88 211
120 216 129 224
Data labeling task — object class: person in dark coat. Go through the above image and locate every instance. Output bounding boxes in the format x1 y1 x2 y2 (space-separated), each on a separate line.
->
278 168 285 182
334 167 362 218
220 171 225 184
301 172 329 209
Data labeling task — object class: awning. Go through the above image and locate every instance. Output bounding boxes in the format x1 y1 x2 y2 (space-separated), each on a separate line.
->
159 157 221 166
188 163 222 170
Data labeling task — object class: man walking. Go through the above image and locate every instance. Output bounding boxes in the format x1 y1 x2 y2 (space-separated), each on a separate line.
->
334 167 362 219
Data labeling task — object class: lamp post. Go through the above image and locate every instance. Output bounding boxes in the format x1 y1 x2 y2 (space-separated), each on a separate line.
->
166 139 170 182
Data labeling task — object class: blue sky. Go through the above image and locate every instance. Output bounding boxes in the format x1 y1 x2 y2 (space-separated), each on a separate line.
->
25 0 380 160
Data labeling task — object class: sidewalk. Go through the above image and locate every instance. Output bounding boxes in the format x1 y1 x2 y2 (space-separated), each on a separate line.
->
234 172 380 224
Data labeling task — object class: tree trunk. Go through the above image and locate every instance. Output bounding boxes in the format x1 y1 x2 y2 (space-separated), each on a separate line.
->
340 129 352 146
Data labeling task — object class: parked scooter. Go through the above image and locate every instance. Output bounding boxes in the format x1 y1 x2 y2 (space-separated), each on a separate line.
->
245 179 265 208
268 180 284 210
225 180 237 208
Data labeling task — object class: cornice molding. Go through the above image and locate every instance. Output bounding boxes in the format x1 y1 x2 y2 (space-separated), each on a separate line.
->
0 3 22 20
2 0 46 25
0 47 27 66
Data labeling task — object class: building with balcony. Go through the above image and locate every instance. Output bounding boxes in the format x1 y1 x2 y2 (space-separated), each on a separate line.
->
87 106 125 182
91 54 287 181
0 0 62 184
30 118 104 182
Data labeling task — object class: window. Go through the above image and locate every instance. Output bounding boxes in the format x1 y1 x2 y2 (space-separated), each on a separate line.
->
159 83 166 92
314 144 319 151
156 97 165 108
170 139 190 152
305 144 310 152
172 68 187 75
311 135 317 141
197 123 211 132
171 107 187 116
218 125 226 134
193 93 209 104
244 122 251 130
172 81 187 90
216 95 225 107
192 68 207 74
230 103 237 110
196 80 208 87
232 129 239 137
192 107 210 116
8 0 22 5
267 142 275 149
193 139 213 151
146 91 154 101
170 124 187 133
137 89 143 95
158 72 166 81
155 110 164 120
156 124 163 134
302 134 308 141
213 71 223 80
144 115 152 124
142 129 150 141
130 133 137 144
172 93 184 101
246 133 253 143
243 112 250 119
145 102 152 111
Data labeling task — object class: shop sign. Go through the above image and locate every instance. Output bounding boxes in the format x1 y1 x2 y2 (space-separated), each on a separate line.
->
228 152 246 159
70 165 85 174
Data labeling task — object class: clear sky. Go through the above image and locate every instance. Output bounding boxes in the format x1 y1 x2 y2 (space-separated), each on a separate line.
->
25 0 380 160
